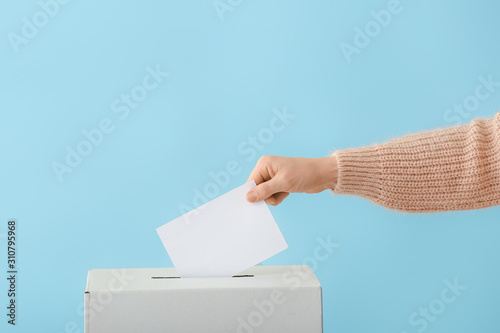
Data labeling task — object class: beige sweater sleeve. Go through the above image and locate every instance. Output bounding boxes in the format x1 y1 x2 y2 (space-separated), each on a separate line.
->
332 112 500 212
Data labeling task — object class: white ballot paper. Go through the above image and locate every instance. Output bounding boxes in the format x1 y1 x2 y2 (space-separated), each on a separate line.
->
156 181 288 278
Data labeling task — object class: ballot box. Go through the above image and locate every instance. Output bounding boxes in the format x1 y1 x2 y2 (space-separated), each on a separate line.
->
84 265 322 333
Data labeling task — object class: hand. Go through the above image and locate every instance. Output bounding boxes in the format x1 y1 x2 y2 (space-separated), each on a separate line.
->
246 155 338 206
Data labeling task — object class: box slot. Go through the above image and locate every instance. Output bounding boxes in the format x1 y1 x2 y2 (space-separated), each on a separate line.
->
150 275 255 279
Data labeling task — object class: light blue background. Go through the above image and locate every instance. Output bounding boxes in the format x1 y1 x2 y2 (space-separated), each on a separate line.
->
2 0 500 332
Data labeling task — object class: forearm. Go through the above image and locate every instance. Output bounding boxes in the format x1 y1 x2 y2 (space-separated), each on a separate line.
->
332 113 500 212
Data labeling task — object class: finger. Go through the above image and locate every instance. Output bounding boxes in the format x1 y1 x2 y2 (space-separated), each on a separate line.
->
246 156 272 185
274 192 290 205
265 192 289 206
246 169 267 186
246 178 281 203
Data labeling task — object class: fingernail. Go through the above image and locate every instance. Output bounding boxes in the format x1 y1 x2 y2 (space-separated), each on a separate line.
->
247 191 257 202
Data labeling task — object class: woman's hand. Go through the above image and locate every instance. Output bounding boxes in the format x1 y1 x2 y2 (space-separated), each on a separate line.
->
246 155 338 206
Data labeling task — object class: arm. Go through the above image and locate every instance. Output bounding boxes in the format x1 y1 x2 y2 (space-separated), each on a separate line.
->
246 112 500 212
333 112 500 212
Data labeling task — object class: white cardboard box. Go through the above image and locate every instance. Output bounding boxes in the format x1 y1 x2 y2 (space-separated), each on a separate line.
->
84 265 322 333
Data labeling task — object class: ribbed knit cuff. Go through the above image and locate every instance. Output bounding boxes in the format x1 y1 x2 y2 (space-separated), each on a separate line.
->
332 146 383 204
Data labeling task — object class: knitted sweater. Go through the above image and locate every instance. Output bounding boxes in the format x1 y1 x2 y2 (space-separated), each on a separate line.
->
332 112 500 212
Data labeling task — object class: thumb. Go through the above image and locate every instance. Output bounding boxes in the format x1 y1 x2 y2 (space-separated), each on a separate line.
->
246 178 281 203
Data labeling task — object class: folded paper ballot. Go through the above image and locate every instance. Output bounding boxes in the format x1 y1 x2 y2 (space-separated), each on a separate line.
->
156 181 288 278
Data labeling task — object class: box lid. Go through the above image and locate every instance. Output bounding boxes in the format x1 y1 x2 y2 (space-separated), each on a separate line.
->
85 265 320 292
